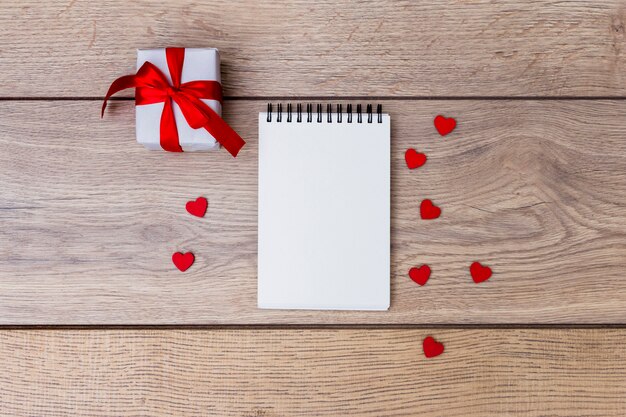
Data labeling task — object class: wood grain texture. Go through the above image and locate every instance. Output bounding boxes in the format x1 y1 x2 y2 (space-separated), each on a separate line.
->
0 329 625 416
0 0 625 97
1 100 625 324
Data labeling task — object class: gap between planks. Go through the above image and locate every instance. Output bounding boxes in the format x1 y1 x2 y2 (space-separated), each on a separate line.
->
2 96 626 101
3 324 626 330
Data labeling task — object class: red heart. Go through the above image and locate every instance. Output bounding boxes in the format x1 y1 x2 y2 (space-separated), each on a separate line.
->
434 115 456 136
470 261 492 283
423 336 444 358
408 265 431 286
405 148 427 169
186 197 208 218
420 199 441 220
172 252 195 272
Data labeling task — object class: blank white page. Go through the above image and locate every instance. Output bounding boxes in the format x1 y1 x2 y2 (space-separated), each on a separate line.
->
258 110 390 310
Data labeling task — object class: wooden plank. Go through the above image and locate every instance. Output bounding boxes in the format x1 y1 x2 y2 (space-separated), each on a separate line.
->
0 1 625 97
1 328 625 416
1 100 625 324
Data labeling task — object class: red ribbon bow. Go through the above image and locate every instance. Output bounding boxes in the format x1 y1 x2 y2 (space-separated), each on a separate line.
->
102 48 244 157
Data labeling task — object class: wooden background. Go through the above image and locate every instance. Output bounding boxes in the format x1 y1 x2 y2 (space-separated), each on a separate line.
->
1 0 625 415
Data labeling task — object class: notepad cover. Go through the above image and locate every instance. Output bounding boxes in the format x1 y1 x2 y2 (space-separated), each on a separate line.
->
258 111 390 310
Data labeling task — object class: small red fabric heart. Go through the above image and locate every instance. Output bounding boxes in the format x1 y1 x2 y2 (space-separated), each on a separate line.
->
172 252 194 272
186 197 208 218
434 115 456 136
408 264 431 286
423 336 444 358
420 199 441 220
470 261 492 283
405 148 427 169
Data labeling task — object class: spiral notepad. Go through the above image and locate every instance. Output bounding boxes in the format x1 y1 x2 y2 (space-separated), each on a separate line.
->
258 104 390 310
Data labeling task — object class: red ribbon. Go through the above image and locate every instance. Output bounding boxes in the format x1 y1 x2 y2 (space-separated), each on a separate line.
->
102 48 244 157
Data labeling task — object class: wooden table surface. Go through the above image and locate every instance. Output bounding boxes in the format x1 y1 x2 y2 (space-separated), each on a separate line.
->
1 1 625 415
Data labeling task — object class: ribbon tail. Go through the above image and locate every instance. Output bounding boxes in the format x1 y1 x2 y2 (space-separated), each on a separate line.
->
202 117 246 157
174 95 245 157
101 74 137 117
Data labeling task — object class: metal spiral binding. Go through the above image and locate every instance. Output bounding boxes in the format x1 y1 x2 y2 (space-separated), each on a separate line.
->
266 103 383 123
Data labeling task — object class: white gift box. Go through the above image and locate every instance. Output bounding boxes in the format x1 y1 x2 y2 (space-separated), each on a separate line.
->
135 48 222 152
